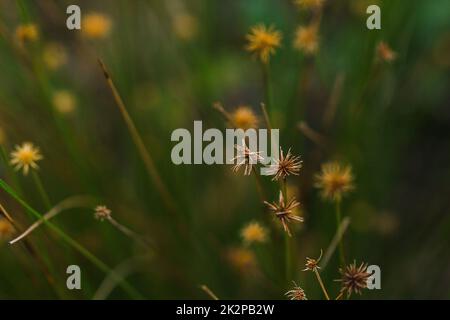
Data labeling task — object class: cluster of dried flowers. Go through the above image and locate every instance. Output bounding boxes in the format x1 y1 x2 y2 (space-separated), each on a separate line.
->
219 0 383 300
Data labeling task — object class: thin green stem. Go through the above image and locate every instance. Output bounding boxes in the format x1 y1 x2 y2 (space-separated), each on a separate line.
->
98 59 177 216
0 179 143 299
284 232 292 282
335 199 346 266
261 62 272 112
281 177 288 199
32 171 51 210
252 166 265 202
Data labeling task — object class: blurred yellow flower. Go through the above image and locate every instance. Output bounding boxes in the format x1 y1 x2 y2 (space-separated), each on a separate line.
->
172 12 198 41
241 222 267 244
294 0 324 10
314 162 354 202
230 105 259 129
10 142 43 175
52 90 77 114
376 41 396 63
0 219 14 241
15 23 39 44
246 24 282 64
43 43 67 70
226 247 257 273
82 13 112 39
293 25 319 55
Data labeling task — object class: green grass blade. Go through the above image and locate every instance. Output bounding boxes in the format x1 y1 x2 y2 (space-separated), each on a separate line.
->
0 178 144 299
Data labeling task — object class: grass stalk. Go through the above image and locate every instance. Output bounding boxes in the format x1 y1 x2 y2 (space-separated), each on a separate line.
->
200 284 219 300
97 59 176 216
0 179 143 299
251 166 265 202
319 216 351 270
31 171 52 210
335 199 346 266
314 268 330 300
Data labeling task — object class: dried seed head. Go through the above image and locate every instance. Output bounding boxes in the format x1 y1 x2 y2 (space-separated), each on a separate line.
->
264 191 303 237
231 139 263 175
10 142 43 175
302 250 323 271
314 162 354 202
246 24 282 64
241 221 268 245
266 148 302 181
336 260 371 298
94 205 112 221
285 281 307 300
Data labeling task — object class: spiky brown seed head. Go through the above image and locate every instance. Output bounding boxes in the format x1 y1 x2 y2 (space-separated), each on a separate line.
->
336 260 371 298
266 148 303 181
264 191 303 237
302 250 323 271
285 282 307 300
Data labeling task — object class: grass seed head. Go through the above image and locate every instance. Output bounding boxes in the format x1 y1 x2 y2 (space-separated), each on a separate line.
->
94 205 112 221
336 260 371 298
266 147 302 181
285 281 308 300
264 191 303 237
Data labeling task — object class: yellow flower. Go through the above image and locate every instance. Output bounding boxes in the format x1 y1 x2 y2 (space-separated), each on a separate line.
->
230 105 259 129
52 90 77 114
43 43 67 70
82 13 112 39
10 142 43 175
15 24 39 44
376 41 396 63
246 24 282 64
294 0 324 10
293 25 319 55
241 222 267 244
172 12 198 41
314 162 354 201
0 219 15 241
